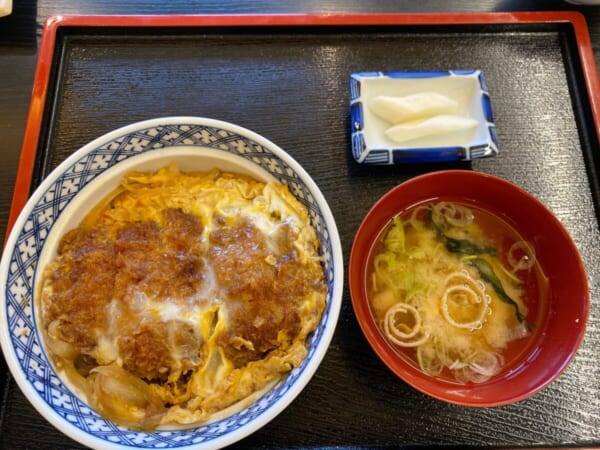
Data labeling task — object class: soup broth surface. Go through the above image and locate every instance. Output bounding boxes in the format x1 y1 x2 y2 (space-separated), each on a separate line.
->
367 200 547 384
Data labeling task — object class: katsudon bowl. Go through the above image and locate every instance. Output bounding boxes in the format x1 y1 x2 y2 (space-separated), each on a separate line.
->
0 117 343 449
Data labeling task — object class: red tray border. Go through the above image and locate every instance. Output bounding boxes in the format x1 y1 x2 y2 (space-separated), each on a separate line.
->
7 11 600 237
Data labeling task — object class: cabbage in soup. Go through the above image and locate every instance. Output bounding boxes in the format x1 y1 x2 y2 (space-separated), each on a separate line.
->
367 201 547 384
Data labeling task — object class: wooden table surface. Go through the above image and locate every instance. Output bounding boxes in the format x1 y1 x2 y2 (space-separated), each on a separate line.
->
1 1 600 449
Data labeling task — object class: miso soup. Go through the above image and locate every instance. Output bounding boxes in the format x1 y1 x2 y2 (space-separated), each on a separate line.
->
367 200 548 384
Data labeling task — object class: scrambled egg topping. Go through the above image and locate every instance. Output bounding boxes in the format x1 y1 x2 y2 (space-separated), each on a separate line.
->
39 164 326 430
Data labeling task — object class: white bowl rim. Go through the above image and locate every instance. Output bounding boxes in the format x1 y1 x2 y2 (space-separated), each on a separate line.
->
0 116 344 449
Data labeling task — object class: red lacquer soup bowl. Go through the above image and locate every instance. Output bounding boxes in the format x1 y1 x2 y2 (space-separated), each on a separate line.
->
349 170 589 406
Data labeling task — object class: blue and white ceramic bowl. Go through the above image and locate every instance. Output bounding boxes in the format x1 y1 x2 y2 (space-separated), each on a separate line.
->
350 70 498 164
0 117 343 449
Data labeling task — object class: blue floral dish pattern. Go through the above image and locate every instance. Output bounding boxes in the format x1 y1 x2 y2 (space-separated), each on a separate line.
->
2 120 338 448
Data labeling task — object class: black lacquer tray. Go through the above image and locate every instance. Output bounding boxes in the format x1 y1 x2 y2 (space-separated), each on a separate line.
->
1 12 599 448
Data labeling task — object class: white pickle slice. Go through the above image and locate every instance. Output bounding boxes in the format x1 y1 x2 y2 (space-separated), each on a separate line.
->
385 115 478 144
369 92 459 124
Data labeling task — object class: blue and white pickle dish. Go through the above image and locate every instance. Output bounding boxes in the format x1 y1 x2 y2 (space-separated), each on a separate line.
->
350 70 498 164
0 117 344 450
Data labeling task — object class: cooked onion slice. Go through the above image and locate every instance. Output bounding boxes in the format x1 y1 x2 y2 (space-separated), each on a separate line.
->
88 364 166 430
508 240 536 272
432 202 474 229
46 320 78 359
417 338 445 376
409 205 430 231
383 303 430 347
441 271 490 330
454 351 504 384
469 351 504 377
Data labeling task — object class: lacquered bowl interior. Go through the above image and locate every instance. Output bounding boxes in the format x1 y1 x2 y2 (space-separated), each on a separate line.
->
349 170 589 406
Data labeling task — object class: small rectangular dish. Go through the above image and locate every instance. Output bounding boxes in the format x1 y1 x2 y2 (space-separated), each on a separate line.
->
350 70 498 164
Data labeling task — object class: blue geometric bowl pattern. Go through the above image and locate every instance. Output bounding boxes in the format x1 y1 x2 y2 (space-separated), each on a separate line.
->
350 70 499 164
2 120 339 448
